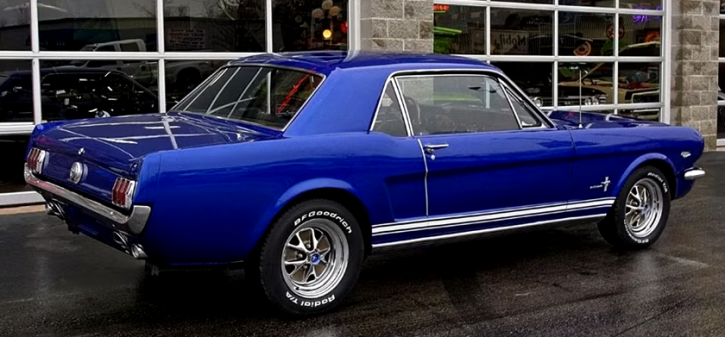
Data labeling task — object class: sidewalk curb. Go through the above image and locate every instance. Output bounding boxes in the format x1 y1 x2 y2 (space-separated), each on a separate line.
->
0 205 45 215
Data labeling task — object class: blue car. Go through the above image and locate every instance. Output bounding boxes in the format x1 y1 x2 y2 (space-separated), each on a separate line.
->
24 51 706 316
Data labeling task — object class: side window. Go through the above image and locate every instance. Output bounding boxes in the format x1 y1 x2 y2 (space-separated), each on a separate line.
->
371 83 407 137
396 74 521 135
501 83 543 127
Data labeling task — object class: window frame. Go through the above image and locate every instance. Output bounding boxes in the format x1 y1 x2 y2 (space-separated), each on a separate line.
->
498 79 546 129
374 69 554 138
369 79 413 137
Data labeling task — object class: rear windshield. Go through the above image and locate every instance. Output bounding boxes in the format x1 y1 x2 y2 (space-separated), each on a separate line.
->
171 65 324 130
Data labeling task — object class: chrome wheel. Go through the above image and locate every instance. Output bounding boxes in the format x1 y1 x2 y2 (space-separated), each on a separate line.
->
281 219 349 299
624 177 664 239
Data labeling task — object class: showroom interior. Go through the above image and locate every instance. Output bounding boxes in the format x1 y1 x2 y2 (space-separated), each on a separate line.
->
0 0 719 207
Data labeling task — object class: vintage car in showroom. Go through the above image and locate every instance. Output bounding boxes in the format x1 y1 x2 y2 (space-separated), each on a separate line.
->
23 51 706 317
558 41 662 120
498 41 661 120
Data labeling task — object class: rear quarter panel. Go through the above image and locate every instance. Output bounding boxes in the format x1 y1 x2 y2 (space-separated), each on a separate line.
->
139 133 425 264
569 124 704 202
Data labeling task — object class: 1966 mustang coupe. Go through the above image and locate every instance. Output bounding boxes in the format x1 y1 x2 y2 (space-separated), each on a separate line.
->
24 51 706 316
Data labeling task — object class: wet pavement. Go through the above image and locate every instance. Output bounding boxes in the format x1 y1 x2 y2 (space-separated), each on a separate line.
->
2 153 725 337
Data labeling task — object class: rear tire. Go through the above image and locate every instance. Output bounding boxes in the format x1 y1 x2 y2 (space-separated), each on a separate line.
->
597 166 671 249
248 199 365 317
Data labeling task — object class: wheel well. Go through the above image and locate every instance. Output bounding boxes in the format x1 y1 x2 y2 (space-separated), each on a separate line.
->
273 188 373 256
639 159 676 198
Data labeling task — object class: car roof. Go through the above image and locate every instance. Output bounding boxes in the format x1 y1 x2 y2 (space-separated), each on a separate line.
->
228 51 498 76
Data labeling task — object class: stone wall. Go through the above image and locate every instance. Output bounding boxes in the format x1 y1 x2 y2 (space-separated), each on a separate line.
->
671 0 720 150
360 0 434 52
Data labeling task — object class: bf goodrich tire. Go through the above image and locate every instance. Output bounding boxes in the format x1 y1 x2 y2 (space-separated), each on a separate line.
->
597 166 671 250
250 199 365 317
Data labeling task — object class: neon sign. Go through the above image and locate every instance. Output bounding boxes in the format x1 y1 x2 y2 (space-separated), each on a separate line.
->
433 4 450 12
632 4 663 23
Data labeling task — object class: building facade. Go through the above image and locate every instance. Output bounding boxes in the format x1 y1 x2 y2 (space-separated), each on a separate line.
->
0 0 719 207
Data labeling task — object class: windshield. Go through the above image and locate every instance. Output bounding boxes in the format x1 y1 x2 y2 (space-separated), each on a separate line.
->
173 65 324 130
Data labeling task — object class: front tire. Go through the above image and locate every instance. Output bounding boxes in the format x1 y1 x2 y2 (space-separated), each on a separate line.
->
597 166 671 249
250 199 365 317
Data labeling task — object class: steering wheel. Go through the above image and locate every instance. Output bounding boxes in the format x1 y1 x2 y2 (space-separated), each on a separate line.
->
403 96 425 134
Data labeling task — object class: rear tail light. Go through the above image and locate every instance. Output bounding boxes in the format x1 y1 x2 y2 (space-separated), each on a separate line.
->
112 177 136 210
27 147 47 174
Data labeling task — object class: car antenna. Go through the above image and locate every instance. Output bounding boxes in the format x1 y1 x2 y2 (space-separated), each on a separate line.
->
569 62 587 129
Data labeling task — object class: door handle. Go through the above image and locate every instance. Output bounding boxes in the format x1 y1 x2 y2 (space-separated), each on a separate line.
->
423 143 449 154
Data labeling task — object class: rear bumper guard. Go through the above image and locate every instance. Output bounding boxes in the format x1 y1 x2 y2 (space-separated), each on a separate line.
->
683 167 706 181
23 165 151 235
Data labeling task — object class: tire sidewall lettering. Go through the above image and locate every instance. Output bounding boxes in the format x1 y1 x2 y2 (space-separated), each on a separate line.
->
292 209 353 235
628 234 650 244
646 171 668 194
286 291 336 308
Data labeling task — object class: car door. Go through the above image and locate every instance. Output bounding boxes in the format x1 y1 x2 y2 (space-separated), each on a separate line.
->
368 80 429 224
390 71 578 237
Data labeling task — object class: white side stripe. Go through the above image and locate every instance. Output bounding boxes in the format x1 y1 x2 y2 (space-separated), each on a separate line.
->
372 214 607 249
372 198 615 235
373 203 613 236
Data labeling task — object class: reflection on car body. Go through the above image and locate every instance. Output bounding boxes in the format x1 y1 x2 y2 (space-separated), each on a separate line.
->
23 51 705 317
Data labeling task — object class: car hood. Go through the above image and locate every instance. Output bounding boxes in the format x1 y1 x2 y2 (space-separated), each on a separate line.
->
32 112 277 175
547 110 668 129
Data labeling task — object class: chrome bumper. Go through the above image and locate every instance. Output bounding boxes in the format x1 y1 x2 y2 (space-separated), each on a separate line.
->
23 165 151 235
683 167 706 181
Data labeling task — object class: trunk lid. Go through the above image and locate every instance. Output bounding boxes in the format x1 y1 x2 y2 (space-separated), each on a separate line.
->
30 112 276 207
34 112 276 175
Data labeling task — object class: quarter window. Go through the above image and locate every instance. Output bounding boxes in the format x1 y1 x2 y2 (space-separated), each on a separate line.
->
371 83 408 137
501 83 543 127
396 74 522 135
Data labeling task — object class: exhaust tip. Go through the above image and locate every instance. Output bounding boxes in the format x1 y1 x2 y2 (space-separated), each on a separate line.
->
112 231 129 251
131 244 147 260
45 201 65 221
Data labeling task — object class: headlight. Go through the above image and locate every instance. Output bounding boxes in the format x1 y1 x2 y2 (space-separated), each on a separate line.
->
532 97 543 107
595 94 607 104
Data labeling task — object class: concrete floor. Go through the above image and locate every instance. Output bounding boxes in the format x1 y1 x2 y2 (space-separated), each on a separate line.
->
1 153 725 336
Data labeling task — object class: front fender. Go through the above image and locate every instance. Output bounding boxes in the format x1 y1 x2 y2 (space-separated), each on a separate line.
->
613 152 676 198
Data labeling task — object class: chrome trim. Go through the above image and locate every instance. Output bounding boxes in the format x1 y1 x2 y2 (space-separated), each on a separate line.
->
391 79 415 137
368 80 413 137
69 162 84 184
422 143 449 153
24 165 151 235
498 78 525 130
683 168 706 181
416 139 430 216
372 214 607 249
499 81 549 129
372 198 615 236
131 244 148 260
373 197 615 228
